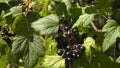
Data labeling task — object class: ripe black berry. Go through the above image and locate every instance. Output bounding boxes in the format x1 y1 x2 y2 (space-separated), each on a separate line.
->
79 46 85 52
57 49 64 56
71 0 76 4
64 26 70 31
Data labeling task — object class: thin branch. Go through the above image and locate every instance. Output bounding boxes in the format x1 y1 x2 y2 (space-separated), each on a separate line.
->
90 22 102 32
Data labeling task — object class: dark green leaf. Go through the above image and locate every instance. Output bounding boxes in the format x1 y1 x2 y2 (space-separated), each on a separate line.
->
43 55 65 68
12 35 45 68
90 54 113 68
55 3 67 16
73 14 94 27
13 15 33 36
32 14 59 35
102 20 120 52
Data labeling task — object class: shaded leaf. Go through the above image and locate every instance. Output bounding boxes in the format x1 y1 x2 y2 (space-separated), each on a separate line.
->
32 14 59 35
90 53 113 68
13 15 33 36
12 35 45 68
55 3 67 16
43 55 65 68
102 20 120 52
73 13 94 27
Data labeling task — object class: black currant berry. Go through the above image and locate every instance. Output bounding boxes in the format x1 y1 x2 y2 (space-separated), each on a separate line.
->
71 0 76 4
79 46 85 52
82 33 87 39
64 26 70 31
64 51 72 58
72 53 77 58
8 32 16 37
57 49 64 56
72 28 78 33
2 36 11 44
86 0 94 4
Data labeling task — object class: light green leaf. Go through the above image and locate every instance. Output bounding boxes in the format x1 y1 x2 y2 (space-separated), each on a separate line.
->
12 35 45 68
116 56 120 63
102 20 120 52
32 14 59 35
13 15 33 36
43 55 65 68
39 0 52 16
102 20 118 32
73 14 94 27
0 0 11 4
3 6 22 18
83 37 95 57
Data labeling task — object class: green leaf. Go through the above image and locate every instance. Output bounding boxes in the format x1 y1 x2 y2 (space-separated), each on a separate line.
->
102 20 120 52
55 3 67 16
13 15 33 36
39 0 52 16
102 20 118 32
0 0 11 4
90 54 113 68
3 6 22 18
12 35 45 68
73 14 94 27
43 55 65 68
83 37 95 57
62 0 71 13
73 55 91 68
0 54 8 68
116 56 120 63
32 14 59 35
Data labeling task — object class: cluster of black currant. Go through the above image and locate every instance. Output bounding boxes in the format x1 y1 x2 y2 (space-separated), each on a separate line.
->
55 18 86 60
1 25 15 44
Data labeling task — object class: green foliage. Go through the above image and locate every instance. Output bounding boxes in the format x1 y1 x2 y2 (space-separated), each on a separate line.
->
0 0 120 68
13 15 33 36
43 55 65 68
102 20 120 52
32 14 59 35
39 0 52 16
3 6 22 18
12 35 45 68
73 13 94 27
116 56 120 63
0 0 11 4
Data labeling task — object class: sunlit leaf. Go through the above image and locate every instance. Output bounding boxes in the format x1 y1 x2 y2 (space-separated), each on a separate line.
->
12 35 45 68
102 20 120 52
43 55 65 68
83 37 95 57
32 14 59 35
116 56 120 63
39 0 52 16
73 13 94 27
0 0 11 4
